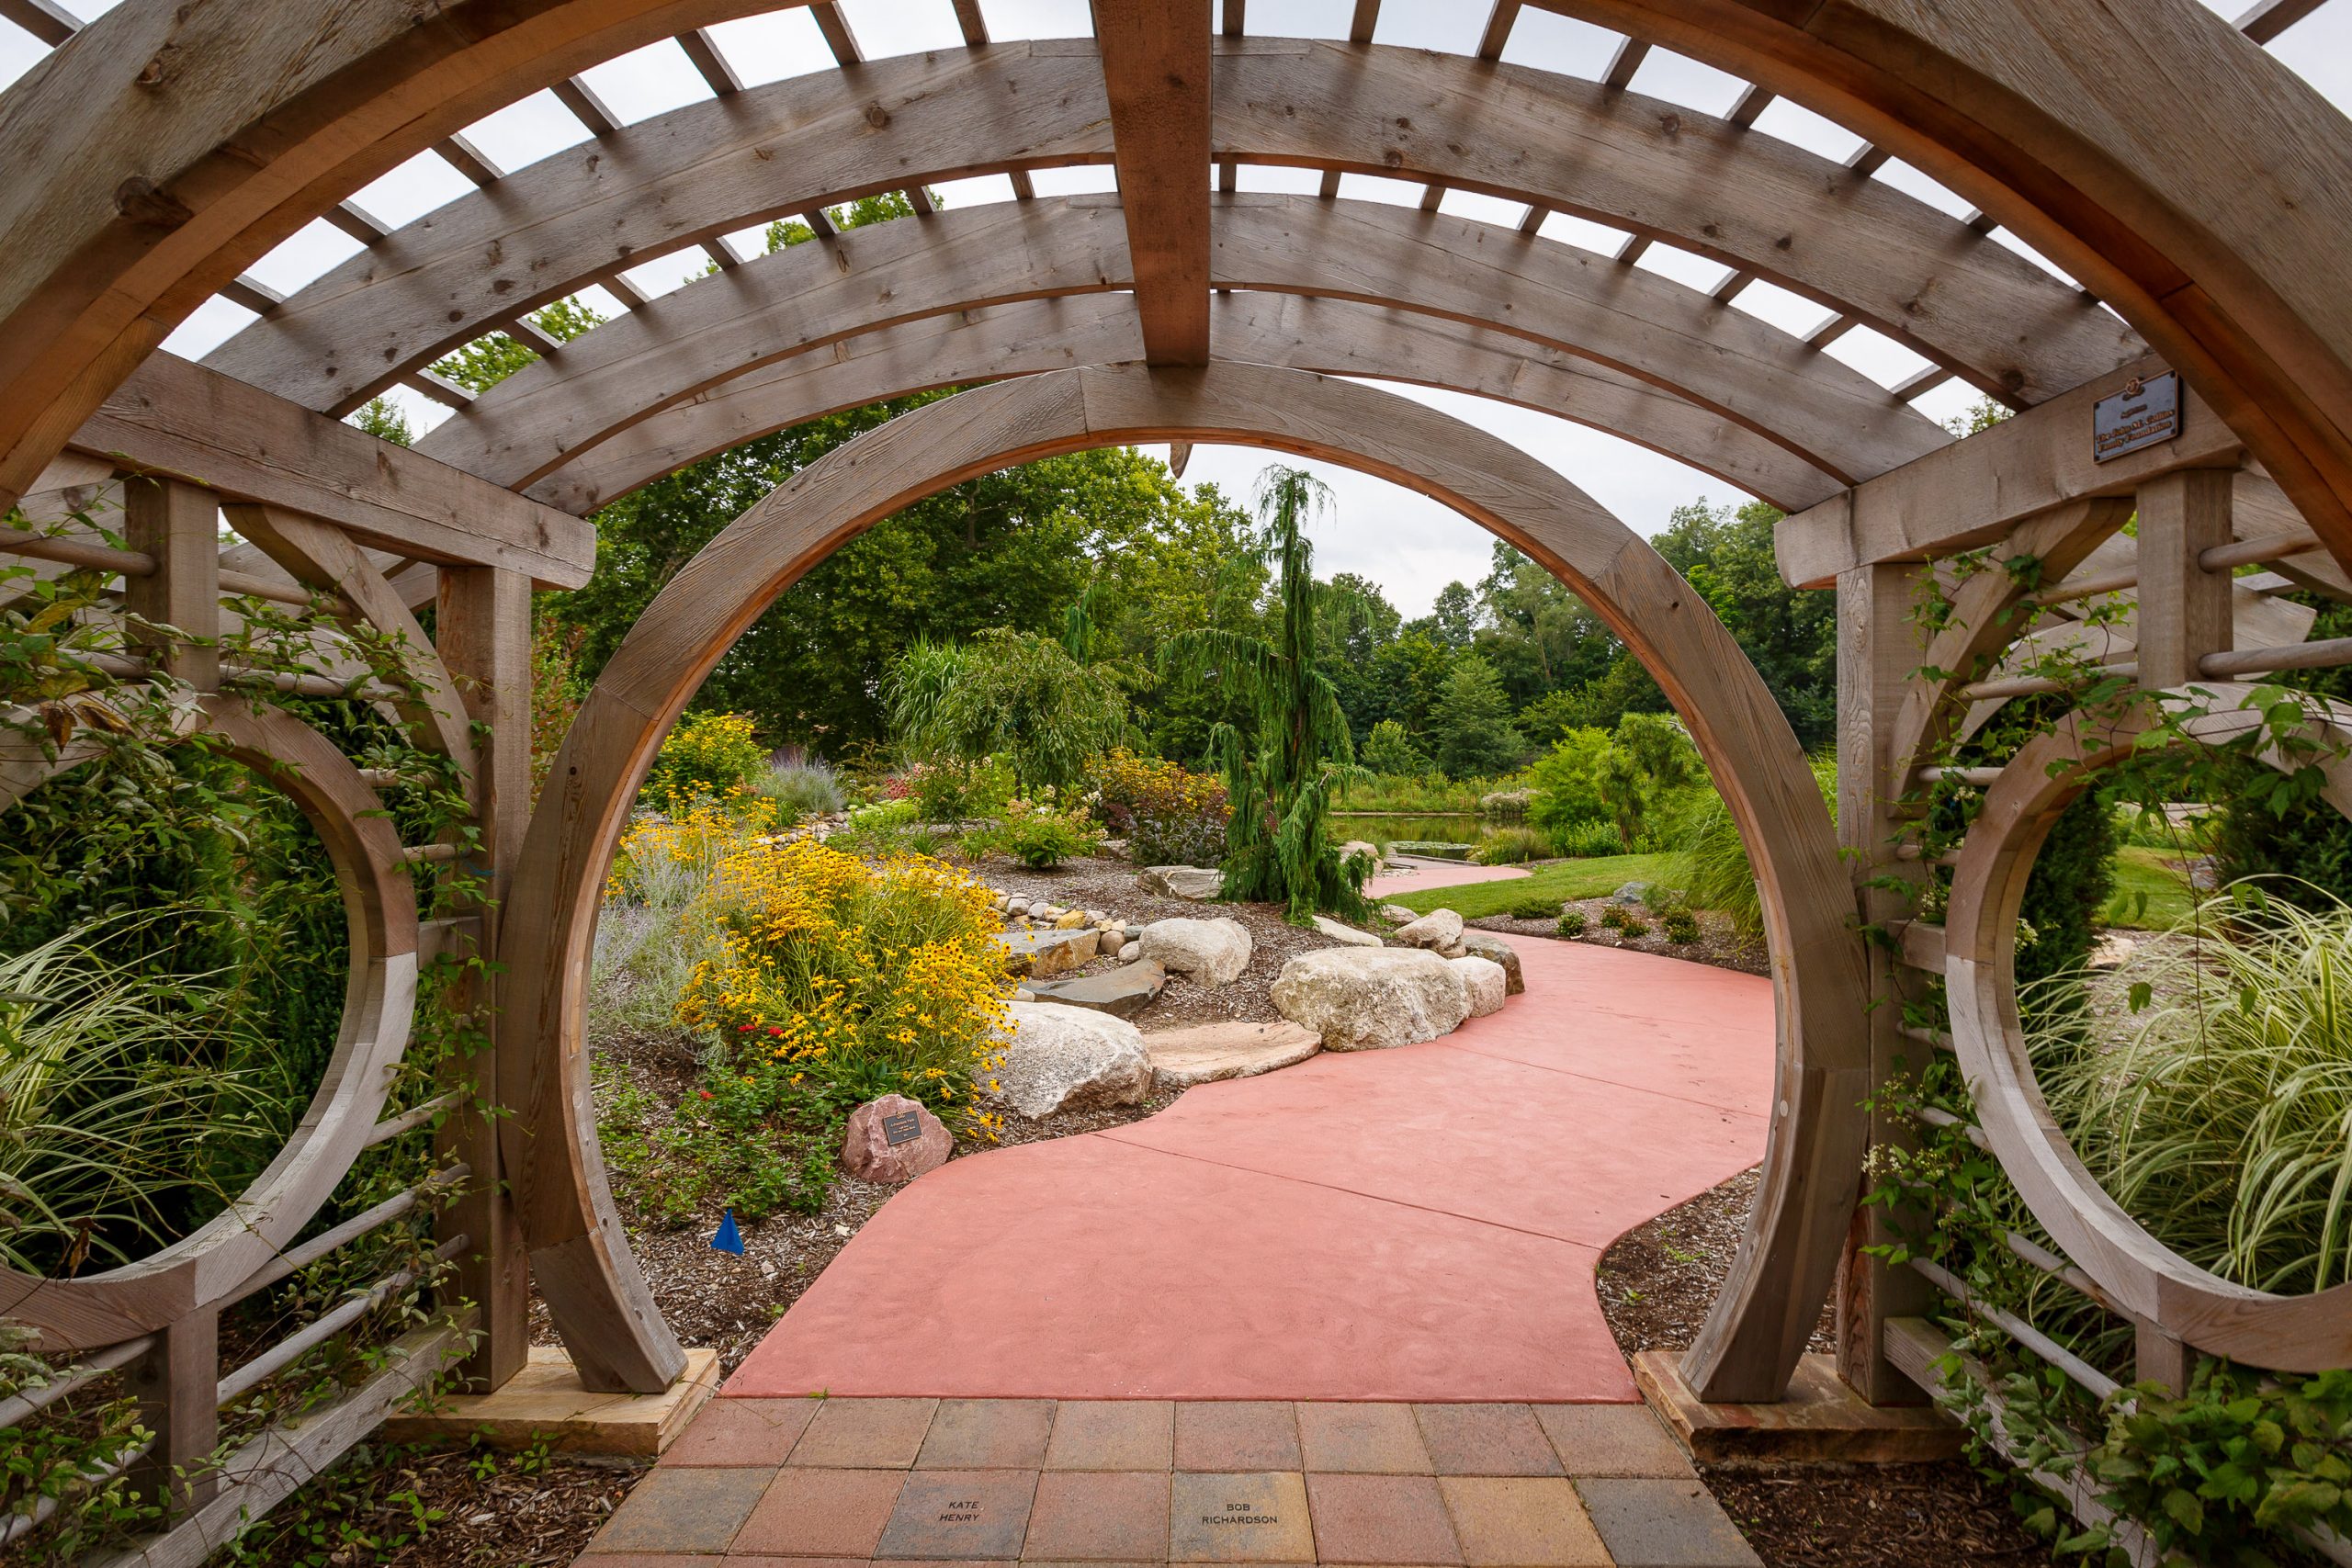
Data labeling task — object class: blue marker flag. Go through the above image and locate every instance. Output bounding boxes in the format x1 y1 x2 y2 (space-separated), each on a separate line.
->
710 1207 744 1255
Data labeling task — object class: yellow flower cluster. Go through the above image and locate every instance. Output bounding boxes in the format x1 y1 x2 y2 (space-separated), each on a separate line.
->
676 837 1012 1127
643 710 771 815
606 795 780 903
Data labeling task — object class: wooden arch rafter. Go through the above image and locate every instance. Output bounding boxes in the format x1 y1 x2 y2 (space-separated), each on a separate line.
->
0 0 2346 1421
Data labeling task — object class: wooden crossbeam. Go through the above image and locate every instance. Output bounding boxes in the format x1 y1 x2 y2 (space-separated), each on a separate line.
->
950 0 989 47
0 0 77 46
435 133 503 187
809 2 861 65
1601 38 1647 90
68 353 595 586
551 77 623 136
1726 85 1774 128
1773 355 2239 587
2236 0 2332 42
678 28 742 96
1093 0 1214 366
1476 0 1521 61
1348 0 1380 44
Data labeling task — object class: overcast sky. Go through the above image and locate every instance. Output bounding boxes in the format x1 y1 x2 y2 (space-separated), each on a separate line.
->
4 0 2346 615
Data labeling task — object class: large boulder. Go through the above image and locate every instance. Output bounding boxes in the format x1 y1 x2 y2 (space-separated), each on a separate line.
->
1450 955 1509 1018
1459 931 1525 995
1310 914 1383 948
1270 947 1472 1052
1139 865 1225 900
839 1093 953 1183
1392 908 1464 951
1138 917 1253 986
989 1002 1153 1118
1339 840 1383 873
1145 1021 1322 1089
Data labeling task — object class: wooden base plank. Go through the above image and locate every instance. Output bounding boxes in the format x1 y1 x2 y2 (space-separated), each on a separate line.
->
1634 1349 1962 1468
382 1347 721 1458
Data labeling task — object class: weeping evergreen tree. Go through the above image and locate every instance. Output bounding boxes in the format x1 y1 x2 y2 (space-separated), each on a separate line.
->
1161 467 1371 923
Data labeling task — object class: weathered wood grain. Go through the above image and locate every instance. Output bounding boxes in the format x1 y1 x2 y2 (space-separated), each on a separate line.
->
72 354 594 586
417 196 1938 491
526 292 1843 515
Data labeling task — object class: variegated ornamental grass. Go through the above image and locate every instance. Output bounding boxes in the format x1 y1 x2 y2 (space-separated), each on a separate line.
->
2035 886 2352 1295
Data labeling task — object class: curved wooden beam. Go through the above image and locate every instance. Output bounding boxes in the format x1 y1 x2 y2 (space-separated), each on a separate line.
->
0 0 826 510
500 361 1871 1403
200 39 2126 418
523 292 1847 515
3 0 2348 547
413 196 1937 489
1528 0 2352 564
1216 40 2142 408
200 43 1115 415
0 699 416 1350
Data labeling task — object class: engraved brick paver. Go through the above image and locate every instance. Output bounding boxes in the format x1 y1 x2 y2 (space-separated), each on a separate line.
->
1533 1405 1695 1478
792 1399 942 1469
876 1469 1040 1560
1412 1405 1561 1477
1045 1402 1175 1471
1174 1403 1301 1471
1022 1470 1173 1561
1170 1471 1315 1562
662 1397 821 1467
1438 1477 1609 1566
1303 1473 1462 1565
1295 1404 1429 1474
582 1465 772 1554
1575 1477 1762 1567
921 1400 1057 1470
734 1468 910 1558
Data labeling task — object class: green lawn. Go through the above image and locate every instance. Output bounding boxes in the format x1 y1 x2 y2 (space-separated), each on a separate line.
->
1387 852 1672 919
2101 845 2199 931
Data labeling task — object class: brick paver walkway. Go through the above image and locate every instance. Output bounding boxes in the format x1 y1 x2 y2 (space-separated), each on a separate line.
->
582 1396 1760 1564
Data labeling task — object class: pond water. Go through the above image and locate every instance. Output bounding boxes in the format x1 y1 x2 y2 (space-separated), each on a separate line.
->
1329 813 1496 849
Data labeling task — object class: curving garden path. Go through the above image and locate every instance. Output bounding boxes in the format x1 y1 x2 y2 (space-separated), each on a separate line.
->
726 931 1772 1404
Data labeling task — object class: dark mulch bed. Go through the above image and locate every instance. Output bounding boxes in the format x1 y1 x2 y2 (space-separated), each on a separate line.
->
1600 1168 2054 1568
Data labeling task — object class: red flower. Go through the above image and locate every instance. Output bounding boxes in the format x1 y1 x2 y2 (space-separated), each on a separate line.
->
698 1089 714 1100
767 1025 784 1037
737 1022 754 1032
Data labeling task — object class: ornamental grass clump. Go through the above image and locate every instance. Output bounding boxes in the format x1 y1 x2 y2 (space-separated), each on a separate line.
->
2032 885 2352 1295
678 838 1012 1132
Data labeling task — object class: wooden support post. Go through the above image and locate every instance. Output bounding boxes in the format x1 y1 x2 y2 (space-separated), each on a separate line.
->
128 1307 219 1513
2133 1319 2190 1396
122 477 220 690
431 566 533 1393
1834 561 1937 1406
2134 468 2236 689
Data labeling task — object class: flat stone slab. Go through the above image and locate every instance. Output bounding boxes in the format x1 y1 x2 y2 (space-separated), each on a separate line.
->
993 926 1099 978
1634 1349 1962 1467
1311 914 1384 947
1023 958 1169 1019
384 1346 718 1457
1144 1021 1322 1089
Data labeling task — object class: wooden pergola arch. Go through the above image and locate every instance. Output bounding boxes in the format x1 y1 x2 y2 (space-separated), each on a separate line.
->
3 0 2352 1550
498 360 1870 1396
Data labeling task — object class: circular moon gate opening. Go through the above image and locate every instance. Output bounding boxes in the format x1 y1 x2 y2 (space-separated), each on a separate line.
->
1944 686 2352 1371
500 361 1871 1398
0 696 419 1349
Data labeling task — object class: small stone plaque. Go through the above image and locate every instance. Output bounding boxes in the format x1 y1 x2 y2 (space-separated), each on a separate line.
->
2093 370 2181 462
881 1108 922 1145
875 1470 1035 1560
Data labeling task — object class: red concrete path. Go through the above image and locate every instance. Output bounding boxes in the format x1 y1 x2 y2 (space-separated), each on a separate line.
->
728 934 1772 1404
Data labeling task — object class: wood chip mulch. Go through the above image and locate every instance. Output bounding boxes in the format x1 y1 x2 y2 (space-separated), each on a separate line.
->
1599 1168 2056 1568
